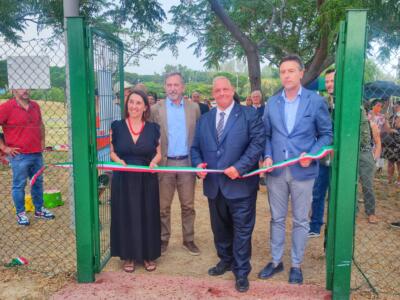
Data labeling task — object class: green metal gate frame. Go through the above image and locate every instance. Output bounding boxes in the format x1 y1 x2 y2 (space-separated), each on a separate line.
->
87 26 124 273
325 10 367 300
67 11 368 299
67 17 124 282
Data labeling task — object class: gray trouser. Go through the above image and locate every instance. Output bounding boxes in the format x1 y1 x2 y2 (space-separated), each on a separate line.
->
358 151 376 216
266 168 315 266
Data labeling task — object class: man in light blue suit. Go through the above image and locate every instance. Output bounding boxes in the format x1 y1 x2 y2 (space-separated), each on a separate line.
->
258 55 333 284
191 76 265 293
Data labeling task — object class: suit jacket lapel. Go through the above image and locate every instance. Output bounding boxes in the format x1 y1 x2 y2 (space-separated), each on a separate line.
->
219 103 240 144
208 108 218 145
183 98 191 146
159 100 168 148
293 90 310 130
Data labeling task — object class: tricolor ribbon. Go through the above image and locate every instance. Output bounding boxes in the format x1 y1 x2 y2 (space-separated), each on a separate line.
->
4 256 29 267
30 146 333 186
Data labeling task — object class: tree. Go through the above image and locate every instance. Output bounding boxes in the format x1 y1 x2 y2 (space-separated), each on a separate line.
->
0 0 167 67
160 0 400 91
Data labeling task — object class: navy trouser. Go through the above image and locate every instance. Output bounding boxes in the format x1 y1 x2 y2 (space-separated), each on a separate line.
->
208 190 256 278
309 164 330 234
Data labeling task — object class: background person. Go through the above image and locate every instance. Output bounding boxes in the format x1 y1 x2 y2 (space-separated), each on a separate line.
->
191 91 210 115
309 68 335 237
110 90 162 272
148 91 158 106
0 88 55 226
245 95 252 106
382 103 400 184
250 90 265 119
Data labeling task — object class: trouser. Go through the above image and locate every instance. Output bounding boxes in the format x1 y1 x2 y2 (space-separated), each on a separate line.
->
158 158 196 242
266 168 314 266
9 153 44 214
309 164 330 234
208 189 256 278
358 151 376 216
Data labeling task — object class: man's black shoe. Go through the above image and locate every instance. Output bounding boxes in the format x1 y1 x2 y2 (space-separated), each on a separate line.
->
258 262 284 279
390 221 400 229
288 267 303 284
235 277 249 293
208 262 232 276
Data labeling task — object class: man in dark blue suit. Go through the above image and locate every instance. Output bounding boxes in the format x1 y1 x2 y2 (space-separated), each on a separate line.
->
191 76 265 293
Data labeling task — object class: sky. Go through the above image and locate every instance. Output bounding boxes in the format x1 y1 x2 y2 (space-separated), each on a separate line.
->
22 0 204 75
127 0 206 74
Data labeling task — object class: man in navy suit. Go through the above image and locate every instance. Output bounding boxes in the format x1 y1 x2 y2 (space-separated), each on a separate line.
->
258 55 332 284
191 76 265 293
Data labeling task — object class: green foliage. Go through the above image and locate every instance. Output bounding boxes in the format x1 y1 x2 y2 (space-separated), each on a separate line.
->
0 60 7 88
50 66 66 89
30 88 65 102
163 0 400 76
0 88 65 102
0 1 166 67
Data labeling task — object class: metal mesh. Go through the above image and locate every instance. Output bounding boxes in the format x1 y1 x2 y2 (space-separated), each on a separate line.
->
0 37 76 275
91 30 123 269
351 45 400 296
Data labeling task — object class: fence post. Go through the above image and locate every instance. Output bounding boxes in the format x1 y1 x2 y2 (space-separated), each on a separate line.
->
118 42 125 117
67 16 96 283
326 10 367 300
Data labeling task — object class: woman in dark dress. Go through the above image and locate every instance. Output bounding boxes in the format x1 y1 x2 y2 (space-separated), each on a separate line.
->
110 90 161 272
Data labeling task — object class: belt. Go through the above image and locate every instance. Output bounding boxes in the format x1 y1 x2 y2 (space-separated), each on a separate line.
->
167 155 188 160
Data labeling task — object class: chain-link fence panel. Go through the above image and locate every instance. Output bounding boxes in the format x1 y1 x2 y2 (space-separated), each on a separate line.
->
90 29 124 270
0 37 76 275
351 43 400 297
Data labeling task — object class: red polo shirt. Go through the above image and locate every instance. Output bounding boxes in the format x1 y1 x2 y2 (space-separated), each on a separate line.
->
0 98 43 154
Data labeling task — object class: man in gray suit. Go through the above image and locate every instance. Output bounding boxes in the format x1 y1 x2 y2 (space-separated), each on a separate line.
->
258 55 333 284
150 72 201 255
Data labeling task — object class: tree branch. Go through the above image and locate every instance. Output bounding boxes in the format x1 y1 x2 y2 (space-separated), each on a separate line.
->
208 0 257 53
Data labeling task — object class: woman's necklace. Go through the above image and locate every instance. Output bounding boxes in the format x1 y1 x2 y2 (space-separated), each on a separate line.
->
127 119 145 136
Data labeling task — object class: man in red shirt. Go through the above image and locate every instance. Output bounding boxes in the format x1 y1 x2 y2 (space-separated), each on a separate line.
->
0 88 55 226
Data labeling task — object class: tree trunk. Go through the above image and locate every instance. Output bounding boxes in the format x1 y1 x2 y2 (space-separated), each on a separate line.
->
209 0 261 91
301 0 332 85
246 47 261 91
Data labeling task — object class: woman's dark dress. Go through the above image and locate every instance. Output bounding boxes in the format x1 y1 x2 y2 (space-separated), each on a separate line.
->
110 120 161 262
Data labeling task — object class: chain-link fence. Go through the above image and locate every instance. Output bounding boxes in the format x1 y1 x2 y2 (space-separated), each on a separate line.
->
90 29 124 270
351 42 400 296
0 37 76 275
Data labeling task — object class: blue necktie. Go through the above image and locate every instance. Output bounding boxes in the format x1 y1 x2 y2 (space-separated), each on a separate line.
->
217 111 225 142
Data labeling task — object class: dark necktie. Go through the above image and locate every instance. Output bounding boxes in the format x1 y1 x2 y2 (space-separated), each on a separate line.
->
217 111 225 142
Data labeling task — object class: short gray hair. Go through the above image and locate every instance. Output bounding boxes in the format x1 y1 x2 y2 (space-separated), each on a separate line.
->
212 76 233 86
251 90 262 97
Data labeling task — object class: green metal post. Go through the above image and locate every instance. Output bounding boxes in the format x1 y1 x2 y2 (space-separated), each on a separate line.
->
86 27 101 273
328 10 367 300
326 21 346 291
67 17 96 283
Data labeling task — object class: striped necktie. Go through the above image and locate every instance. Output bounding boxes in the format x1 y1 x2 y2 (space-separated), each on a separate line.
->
217 111 225 142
